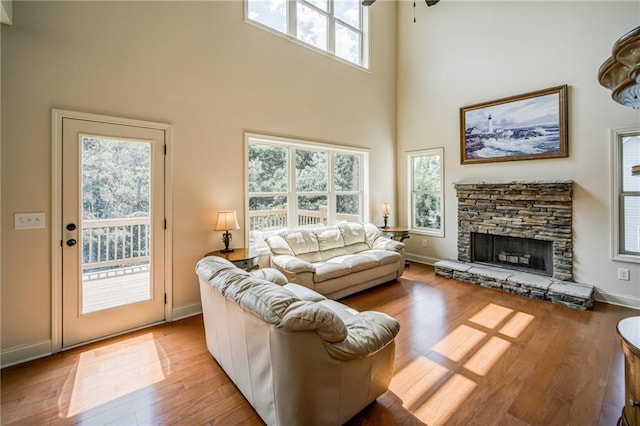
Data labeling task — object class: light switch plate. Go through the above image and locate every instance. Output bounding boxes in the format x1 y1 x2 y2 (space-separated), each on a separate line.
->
14 212 45 230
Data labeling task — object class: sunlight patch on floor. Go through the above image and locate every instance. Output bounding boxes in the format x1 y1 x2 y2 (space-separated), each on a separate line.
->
413 373 477 426
58 333 167 418
396 303 536 424
463 336 512 376
469 303 514 329
499 311 535 338
389 356 450 409
432 324 486 362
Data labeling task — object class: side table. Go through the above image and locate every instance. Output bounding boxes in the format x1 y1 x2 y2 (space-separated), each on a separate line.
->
617 316 640 426
379 226 411 267
205 248 259 271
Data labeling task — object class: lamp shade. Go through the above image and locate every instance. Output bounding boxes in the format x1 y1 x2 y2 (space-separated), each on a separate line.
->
214 210 240 231
382 203 390 215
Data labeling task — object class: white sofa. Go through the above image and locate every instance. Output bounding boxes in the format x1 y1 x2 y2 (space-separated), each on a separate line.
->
195 256 400 426
264 222 405 299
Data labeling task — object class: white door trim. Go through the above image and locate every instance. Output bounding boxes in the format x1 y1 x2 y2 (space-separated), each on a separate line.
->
51 109 173 353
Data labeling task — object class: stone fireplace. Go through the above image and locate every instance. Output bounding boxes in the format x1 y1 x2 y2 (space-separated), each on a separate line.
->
455 181 573 281
433 180 594 310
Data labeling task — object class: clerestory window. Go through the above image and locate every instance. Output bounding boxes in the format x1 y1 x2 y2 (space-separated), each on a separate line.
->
245 0 369 69
246 133 369 248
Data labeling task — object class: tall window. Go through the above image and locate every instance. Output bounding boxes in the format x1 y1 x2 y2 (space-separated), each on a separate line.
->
246 133 368 247
407 148 444 237
245 0 369 68
613 126 640 262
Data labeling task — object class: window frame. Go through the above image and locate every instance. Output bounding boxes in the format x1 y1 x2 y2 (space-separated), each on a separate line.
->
244 0 370 70
245 132 370 249
611 125 640 263
406 148 445 237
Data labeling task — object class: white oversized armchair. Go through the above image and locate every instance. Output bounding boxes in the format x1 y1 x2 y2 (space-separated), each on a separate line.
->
195 256 400 425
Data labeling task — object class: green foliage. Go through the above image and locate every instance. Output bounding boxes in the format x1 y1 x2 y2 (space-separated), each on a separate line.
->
82 138 150 220
248 143 362 224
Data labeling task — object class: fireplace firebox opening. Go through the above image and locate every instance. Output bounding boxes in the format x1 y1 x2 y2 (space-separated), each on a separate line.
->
471 233 553 276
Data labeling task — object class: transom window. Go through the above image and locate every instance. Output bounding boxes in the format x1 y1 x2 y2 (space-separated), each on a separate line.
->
612 126 640 262
407 148 444 237
245 0 369 68
246 133 369 248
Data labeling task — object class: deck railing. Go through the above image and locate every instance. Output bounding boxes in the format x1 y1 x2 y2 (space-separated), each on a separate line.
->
249 207 360 232
82 217 150 270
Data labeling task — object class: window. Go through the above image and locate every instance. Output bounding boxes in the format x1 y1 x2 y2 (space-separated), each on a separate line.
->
407 148 444 237
245 0 369 68
246 133 369 247
612 126 640 262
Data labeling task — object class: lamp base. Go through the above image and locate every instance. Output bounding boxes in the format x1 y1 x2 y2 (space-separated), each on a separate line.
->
221 230 234 253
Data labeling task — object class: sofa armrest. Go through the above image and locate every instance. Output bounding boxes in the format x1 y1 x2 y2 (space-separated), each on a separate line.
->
371 237 405 252
323 311 400 360
271 255 316 273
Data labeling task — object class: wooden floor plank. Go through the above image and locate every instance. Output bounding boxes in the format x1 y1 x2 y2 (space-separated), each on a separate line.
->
1 263 637 425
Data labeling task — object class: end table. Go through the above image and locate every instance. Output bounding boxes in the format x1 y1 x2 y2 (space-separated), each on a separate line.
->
205 248 259 271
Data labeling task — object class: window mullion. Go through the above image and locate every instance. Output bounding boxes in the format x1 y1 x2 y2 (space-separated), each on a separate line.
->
289 0 297 38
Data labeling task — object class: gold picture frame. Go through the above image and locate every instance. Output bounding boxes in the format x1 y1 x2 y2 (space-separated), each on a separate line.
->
460 85 568 164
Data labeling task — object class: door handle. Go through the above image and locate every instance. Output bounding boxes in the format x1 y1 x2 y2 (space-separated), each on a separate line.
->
66 239 77 247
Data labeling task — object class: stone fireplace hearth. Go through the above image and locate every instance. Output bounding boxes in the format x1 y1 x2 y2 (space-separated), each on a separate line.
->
434 180 595 310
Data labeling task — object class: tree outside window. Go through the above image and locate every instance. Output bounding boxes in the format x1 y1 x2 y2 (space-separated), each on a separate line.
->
407 148 444 237
247 134 368 247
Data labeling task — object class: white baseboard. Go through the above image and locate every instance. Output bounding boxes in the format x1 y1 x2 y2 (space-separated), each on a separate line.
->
405 252 439 266
172 302 202 320
1 340 52 369
595 290 640 311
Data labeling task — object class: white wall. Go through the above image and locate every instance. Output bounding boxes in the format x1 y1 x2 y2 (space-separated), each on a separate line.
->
397 1 640 308
1 1 397 360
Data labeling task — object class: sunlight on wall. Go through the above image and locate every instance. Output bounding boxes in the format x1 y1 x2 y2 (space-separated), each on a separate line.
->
57 333 169 419
396 302 536 425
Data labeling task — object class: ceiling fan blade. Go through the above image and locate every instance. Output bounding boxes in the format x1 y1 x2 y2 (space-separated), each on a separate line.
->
361 0 376 6
425 0 440 6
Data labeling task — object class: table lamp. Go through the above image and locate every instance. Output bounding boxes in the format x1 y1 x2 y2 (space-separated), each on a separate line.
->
382 203 390 229
215 210 240 253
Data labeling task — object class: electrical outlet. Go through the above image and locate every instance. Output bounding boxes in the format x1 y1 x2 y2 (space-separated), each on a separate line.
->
421 239 428 247
617 268 630 281
14 212 45 230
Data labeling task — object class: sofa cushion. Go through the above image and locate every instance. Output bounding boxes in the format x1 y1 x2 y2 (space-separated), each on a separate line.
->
344 242 371 254
326 252 379 273
318 299 360 321
316 227 345 251
279 301 347 342
283 283 327 302
364 249 402 266
313 262 352 283
250 268 288 285
338 222 367 246
320 246 349 261
237 282 299 325
265 234 294 256
283 230 320 256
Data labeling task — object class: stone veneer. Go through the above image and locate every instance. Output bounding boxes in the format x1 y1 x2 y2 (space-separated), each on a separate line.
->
434 260 595 310
434 180 596 310
455 180 573 281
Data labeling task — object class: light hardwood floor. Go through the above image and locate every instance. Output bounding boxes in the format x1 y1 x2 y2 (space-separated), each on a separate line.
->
1 263 637 425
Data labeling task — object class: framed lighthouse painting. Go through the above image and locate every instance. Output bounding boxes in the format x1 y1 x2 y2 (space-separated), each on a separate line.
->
460 85 568 164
